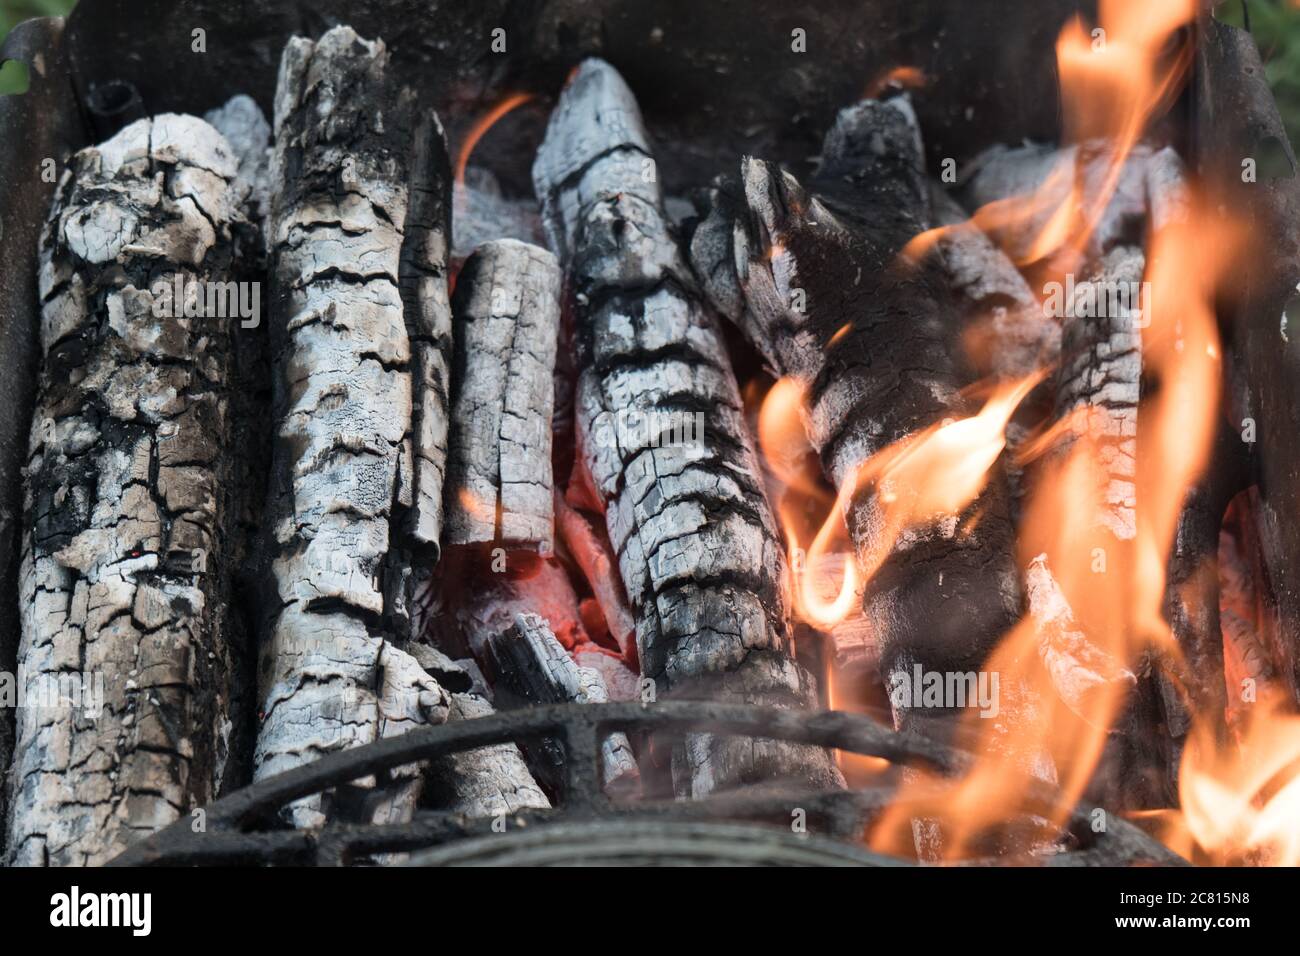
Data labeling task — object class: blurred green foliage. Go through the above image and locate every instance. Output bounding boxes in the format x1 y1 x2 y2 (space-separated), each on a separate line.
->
0 0 77 94
1217 1 1300 147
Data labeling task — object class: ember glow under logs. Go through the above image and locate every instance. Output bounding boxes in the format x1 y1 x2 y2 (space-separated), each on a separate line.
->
1 0 1298 872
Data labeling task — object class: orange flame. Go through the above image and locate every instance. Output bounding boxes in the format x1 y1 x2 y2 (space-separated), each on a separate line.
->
1180 694 1300 865
454 92 536 188
762 373 1043 631
864 65 928 100
843 0 1286 862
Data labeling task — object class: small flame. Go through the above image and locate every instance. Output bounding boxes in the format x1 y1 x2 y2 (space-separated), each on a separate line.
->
864 66 928 100
454 92 536 188
1180 695 1300 865
762 374 1042 632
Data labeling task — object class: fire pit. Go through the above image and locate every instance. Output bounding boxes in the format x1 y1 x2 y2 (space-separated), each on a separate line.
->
0 0 1298 869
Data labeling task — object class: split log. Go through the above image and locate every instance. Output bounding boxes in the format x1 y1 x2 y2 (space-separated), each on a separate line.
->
481 612 640 796
445 239 560 553
533 59 841 796
255 26 454 828
690 96 1023 743
6 110 265 865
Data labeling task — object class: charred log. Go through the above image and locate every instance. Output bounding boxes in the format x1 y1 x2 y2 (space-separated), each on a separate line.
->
255 26 454 827
691 96 1023 743
6 109 266 865
961 141 1188 267
533 59 841 797
481 611 640 796
421 691 550 818
445 239 560 553
927 183 1059 381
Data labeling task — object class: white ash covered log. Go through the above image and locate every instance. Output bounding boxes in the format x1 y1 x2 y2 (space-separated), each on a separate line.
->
690 96 1022 743
534 59 841 796
6 109 266 865
961 141 1189 266
481 612 640 797
422 691 550 819
445 239 560 553
255 26 455 828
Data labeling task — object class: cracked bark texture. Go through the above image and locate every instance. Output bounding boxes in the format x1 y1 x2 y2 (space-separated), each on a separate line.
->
6 111 265 865
927 183 1059 381
691 97 1022 740
256 26 454 828
1056 246 1145 543
962 141 1188 267
481 611 640 796
445 239 560 552
421 691 550 818
534 59 840 797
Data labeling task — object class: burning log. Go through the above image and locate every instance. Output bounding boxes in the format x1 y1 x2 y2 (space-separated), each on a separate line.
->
481 612 640 796
969 129 1230 802
445 239 560 553
555 491 636 658
691 96 1023 742
1055 245 1145 541
962 141 1188 265
1049 244 1177 806
533 59 841 796
6 108 265 865
1026 555 1136 721
255 27 454 826
927 184 1059 381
